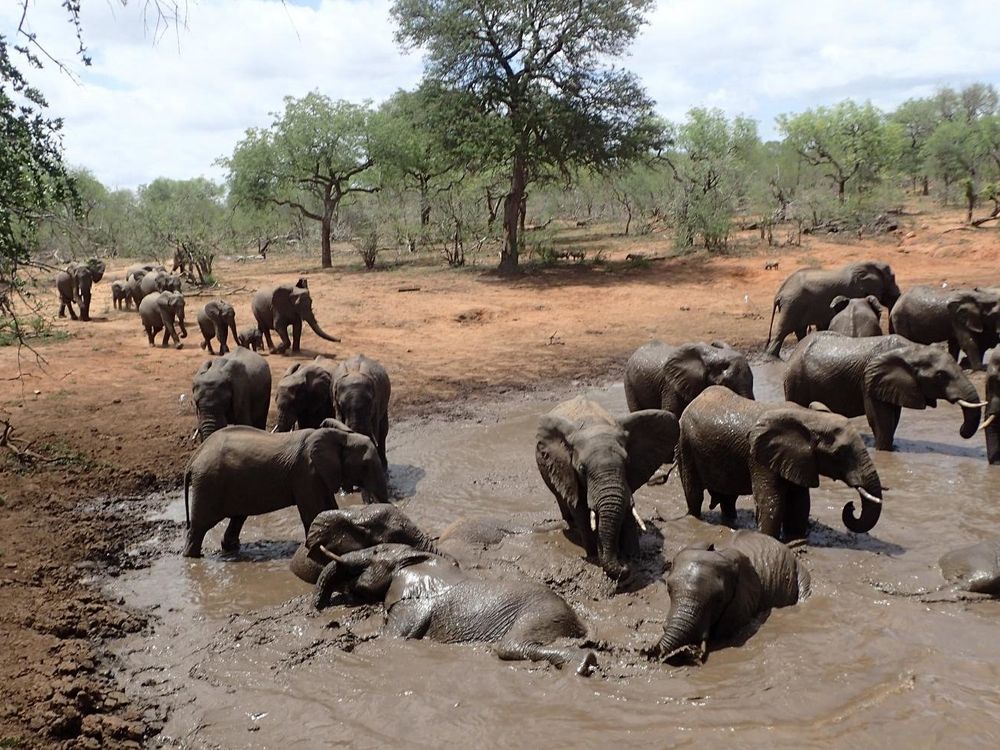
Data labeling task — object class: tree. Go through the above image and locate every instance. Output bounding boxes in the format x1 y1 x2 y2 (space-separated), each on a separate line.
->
224 93 377 268
391 0 663 272
892 97 940 195
924 117 995 222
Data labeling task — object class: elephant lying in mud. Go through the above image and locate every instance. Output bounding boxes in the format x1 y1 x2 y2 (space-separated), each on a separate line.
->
678 386 884 541
289 504 441 584
536 396 679 584
828 295 883 337
648 530 810 664
873 539 1000 599
314 543 597 675
438 514 566 549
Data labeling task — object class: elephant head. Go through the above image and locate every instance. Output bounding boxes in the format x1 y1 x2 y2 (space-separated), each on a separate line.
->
948 289 1000 366
317 418 389 503
334 371 378 441
749 404 883 533
852 261 900 309
82 257 106 284
663 342 755 411
537 409 678 583
162 291 188 337
272 285 340 343
274 363 334 431
830 294 883 319
314 543 442 606
192 359 234 440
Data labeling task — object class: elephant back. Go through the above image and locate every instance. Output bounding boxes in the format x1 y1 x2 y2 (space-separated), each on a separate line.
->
547 395 616 428
251 286 276 327
724 530 807 607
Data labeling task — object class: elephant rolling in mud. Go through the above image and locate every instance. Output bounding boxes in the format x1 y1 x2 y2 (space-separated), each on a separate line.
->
828 295 883 337
333 354 391 469
648 530 810 664
784 332 984 451
182 419 388 557
251 279 340 354
138 291 188 348
191 347 272 441
273 357 338 431
678 386 884 542
765 261 900 357
874 539 1000 599
55 258 106 321
314 543 597 675
536 396 679 585
196 300 239 355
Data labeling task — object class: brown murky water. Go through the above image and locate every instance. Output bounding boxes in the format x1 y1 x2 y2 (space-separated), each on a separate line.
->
109 362 1000 748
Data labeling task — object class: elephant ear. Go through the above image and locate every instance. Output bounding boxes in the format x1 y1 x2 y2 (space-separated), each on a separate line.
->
283 362 304 378
661 345 708 404
830 295 850 314
714 548 764 637
535 415 581 508
619 409 679 491
865 295 883 316
865 349 926 409
271 284 294 312
947 296 984 334
750 410 819 488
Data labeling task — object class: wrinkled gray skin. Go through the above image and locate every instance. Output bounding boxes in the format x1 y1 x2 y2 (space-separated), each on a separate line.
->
191 347 271 441
784 332 983 451
889 285 1000 371
289 504 440 584
983 348 1000 464
678 386 883 541
828 295 883 337
333 354 391 469
938 540 1000 595
251 279 340 354
273 357 338 432
124 273 145 308
236 327 263 352
125 263 164 280
314 543 596 675
765 261 901 357
438 514 565 549
536 396 679 584
183 419 389 557
110 279 131 311
138 291 187 348
650 530 810 664
624 340 755 417
196 300 239 355
138 270 182 299
55 259 106 321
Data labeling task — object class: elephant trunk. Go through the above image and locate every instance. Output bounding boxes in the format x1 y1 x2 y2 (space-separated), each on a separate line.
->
306 312 341 343
654 600 709 664
590 471 631 584
842 460 883 534
945 379 983 438
197 411 225 442
273 407 297 432
177 315 188 339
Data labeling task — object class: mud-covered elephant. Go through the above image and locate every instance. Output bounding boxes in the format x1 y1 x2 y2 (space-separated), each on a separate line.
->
983 347 1000 464
138 291 188 348
333 354 391 469
196 300 239 355
138 270 182 298
182 419 388 557
828 295 883 337
889 285 1000 371
251 279 340 354
536 396 679 584
648 530 810 664
678 386 883 541
289 504 441 584
624 340 754 417
191 347 272 441
313 543 596 674
55 258 106 321
873 538 1000 599
273 357 338 431
236 327 263 352
765 261 901 357
784 332 984 451
110 279 131 311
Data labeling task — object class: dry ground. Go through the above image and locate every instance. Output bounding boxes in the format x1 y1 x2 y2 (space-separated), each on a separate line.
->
0 202 997 747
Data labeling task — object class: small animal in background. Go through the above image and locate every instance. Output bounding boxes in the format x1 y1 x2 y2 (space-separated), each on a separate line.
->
236 327 263 352
764 260 780 271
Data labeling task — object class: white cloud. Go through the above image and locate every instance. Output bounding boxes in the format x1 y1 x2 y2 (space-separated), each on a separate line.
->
3 0 998 187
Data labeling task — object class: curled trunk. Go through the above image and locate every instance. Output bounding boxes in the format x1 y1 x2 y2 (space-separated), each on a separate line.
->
306 313 341 343
273 408 297 433
655 601 707 664
958 404 982 439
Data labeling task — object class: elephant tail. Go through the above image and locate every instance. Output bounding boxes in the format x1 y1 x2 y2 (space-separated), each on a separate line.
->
184 468 191 529
765 296 781 350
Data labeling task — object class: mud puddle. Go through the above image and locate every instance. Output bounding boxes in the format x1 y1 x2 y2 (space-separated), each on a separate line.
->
109 362 1000 748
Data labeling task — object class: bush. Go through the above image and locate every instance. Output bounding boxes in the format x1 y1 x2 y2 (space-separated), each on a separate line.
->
354 230 380 270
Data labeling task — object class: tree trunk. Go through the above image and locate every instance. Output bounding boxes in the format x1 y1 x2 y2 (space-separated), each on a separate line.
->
921 176 929 196
837 177 846 202
419 178 431 227
321 212 333 269
499 156 527 273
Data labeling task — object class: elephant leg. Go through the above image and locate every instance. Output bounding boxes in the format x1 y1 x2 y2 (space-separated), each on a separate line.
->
203 337 215 354
782 486 811 543
377 412 389 469
986 424 1000 465
221 516 247 552
955 332 984 371
751 470 783 539
145 327 156 347
160 327 171 347
313 560 339 610
494 638 597 676
709 492 738 527
183 525 212 557
865 398 900 451
678 442 705 519
291 318 303 353
262 327 277 354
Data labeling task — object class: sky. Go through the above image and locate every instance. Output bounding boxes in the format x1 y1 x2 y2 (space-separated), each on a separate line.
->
3 0 998 190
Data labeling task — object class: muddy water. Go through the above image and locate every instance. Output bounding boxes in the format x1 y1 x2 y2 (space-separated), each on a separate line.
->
110 362 1000 748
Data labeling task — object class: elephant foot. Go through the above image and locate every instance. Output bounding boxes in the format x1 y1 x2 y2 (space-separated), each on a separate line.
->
220 537 240 553
175 342 184 350
721 513 738 529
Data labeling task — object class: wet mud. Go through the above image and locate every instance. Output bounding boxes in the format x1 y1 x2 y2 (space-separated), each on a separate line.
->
110 362 1000 747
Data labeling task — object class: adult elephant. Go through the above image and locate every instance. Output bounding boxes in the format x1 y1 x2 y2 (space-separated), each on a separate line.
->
191 347 271 441
55 258 106 321
182 419 388 557
624 340 754 417
678 386 884 541
982 347 1000 464
125 263 165 280
251 279 340 354
647 530 810 664
765 261 901 357
313 543 596 675
828 295 883 337
138 270 182 299
333 354 391 469
196 300 239 355
536 396 678 584
273 357 338 431
889 285 1000 371
138 291 187 348
784 332 984 451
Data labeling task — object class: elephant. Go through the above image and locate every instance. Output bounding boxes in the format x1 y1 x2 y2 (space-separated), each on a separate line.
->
191 346 272 441
677 386 884 541
437 513 566 550
110 279 131 311
873 539 1000 599
196 300 239 355
333 354 391 469
828 295 883 337
313 543 597 675
138 270 182 299
784 332 984 451
888 285 1000 371
983 347 1000 464
124 274 145 308
536 396 679 584
138 291 188 348
273 357 338 431
251 279 341 354
182 419 389 557
289 504 441 584
648 530 810 664
765 261 901 357
624 340 755 418
125 263 164 280
236 327 264 352
55 258 106 321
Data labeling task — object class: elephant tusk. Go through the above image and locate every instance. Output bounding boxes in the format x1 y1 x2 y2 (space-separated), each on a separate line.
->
190 428 199 442
857 488 882 504
271 425 279 433
957 399 988 409
631 505 647 532
590 509 597 532
318 544 344 563
978 413 997 431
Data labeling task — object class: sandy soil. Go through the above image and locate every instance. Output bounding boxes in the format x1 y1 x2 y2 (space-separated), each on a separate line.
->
0 202 996 747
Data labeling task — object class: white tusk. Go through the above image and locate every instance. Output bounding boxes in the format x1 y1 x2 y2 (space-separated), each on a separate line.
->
318 544 343 562
978 413 997 431
271 425 279 433
590 509 597 532
957 399 988 409
632 505 647 532
190 428 199 441
856 488 882 504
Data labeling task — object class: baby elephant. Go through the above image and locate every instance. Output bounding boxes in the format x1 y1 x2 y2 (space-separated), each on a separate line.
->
236 327 264 352
333 354 391 469
828 295 883 337
874 539 1000 599
138 291 187 348
315 543 597 675
196 300 238 355
649 530 810 664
